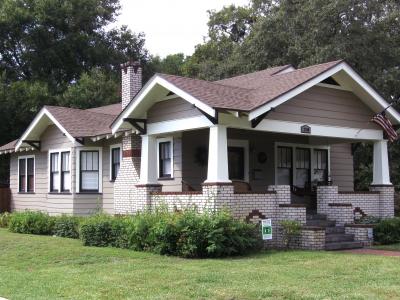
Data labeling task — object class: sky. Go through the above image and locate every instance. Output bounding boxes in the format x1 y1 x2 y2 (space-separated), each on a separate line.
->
112 0 250 58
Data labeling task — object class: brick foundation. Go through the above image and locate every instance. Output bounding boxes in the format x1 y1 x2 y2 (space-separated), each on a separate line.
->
317 185 394 220
345 224 374 247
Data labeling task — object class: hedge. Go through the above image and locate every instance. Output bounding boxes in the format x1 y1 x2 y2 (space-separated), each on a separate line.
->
374 217 400 244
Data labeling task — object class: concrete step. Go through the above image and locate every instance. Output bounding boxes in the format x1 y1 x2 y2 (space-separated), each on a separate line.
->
325 233 355 243
326 226 345 234
306 214 327 221
325 241 363 251
306 219 336 227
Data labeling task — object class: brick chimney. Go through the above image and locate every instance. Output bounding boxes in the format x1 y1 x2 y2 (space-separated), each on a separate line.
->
114 60 143 214
120 60 142 109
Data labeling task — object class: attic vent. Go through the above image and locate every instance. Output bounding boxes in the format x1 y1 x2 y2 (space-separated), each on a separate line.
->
321 77 340 86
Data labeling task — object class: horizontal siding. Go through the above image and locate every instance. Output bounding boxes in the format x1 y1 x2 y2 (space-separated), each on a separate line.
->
267 86 379 129
148 98 201 123
330 143 354 191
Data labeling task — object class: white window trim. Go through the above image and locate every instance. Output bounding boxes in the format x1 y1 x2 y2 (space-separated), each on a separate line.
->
109 144 122 181
156 137 174 179
228 139 250 182
274 142 330 185
75 147 103 193
17 155 35 193
48 149 72 193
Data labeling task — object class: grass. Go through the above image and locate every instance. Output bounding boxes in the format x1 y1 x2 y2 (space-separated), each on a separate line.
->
0 229 400 300
373 243 400 251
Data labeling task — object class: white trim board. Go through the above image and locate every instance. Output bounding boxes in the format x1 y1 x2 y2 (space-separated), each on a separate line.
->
249 61 400 124
112 75 216 134
274 142 331 186
75 147 103 193
16 107 76 151
48 148 72 193
147 115 212 135
17 155 36 193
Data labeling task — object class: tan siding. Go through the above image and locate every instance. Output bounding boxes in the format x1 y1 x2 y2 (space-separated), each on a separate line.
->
330 143 354 191
10 125 74 215
267 86 379 129
147 98 201 123
158 137 183 192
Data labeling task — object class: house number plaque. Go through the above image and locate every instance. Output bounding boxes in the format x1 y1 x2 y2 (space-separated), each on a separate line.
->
301 125 311 134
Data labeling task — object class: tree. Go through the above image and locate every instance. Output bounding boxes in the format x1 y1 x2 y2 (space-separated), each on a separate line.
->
60 68 119 109
185 0 400 189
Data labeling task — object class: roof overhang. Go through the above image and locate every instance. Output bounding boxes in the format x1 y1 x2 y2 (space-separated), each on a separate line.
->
249 61 400 125
111 75 216 134
15 107 76 151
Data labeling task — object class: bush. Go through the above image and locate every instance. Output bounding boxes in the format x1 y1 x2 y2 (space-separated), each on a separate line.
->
53 215 81 239
0 212 11 228
374 217 400 245
79 214 130 248
355 215 381 225
8 211 55 235
78 209 262 258
279 220 302 249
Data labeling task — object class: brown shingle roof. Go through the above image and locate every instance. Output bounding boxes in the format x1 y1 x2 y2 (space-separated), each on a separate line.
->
86 103 122 115
0 140 17 151
158 60 343 111
44 106 117 138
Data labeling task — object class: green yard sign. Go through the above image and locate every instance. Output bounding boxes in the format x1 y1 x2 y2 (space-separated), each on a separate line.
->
261 219 272 240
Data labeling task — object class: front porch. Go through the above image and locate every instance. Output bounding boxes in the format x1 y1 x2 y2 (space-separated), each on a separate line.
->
133 126 393 250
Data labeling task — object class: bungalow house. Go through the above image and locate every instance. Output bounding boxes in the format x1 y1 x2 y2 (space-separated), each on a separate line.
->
0 59 398 250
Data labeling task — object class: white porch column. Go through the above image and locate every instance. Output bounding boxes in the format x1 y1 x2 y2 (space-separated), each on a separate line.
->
372 140 391 185
205 125 231 183
139 135 158 184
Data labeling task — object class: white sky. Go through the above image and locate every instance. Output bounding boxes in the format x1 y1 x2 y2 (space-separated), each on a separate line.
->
112 0 250 58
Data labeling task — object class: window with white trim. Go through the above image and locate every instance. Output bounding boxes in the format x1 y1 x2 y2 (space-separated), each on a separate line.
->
18 156 35 193
49 150 71 193
110 145 121 181
80 150 100 192
157 138 173 179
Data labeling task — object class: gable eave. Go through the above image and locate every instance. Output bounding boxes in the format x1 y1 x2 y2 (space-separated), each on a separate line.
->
111 75 216 134
248 61 400 125
15 107 76 151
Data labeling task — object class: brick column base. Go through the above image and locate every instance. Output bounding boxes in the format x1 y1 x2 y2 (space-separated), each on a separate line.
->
369 185 395 218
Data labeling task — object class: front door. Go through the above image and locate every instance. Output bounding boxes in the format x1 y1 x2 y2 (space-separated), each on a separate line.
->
228 146 245 180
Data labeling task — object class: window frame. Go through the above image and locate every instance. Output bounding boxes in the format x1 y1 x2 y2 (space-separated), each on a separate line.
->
227 139 249 182
274 143 330 186
157 137 174 179
109 144 122 182
48 149 72 193
18 155 35 193
75 147 103 193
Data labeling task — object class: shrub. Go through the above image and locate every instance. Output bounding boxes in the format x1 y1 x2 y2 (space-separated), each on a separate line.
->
279 220 302 249
0 212 11 228
78 209 262 258
8 211 55 235
374 217 400 245
53 215 81 239
79 214 130 247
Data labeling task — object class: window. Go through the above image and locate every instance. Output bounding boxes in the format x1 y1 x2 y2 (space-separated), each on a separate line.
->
61 152 70 192
80 150 99 192
157 138 173 178
110 145 121 181
277 146 292 185
49 150 71 193
314 149 328 184
295 148 310 188
18 156 35 193
50 152 59 192
228 147 245 180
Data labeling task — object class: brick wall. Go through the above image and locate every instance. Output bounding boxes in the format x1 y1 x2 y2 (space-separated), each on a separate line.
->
326 203 353 226
345 225 374 247
317 185 394 219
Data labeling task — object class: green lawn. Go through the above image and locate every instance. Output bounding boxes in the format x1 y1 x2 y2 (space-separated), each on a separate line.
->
0 229 400 300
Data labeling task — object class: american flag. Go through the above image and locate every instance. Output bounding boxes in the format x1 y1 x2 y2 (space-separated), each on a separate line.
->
371 112 399 142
